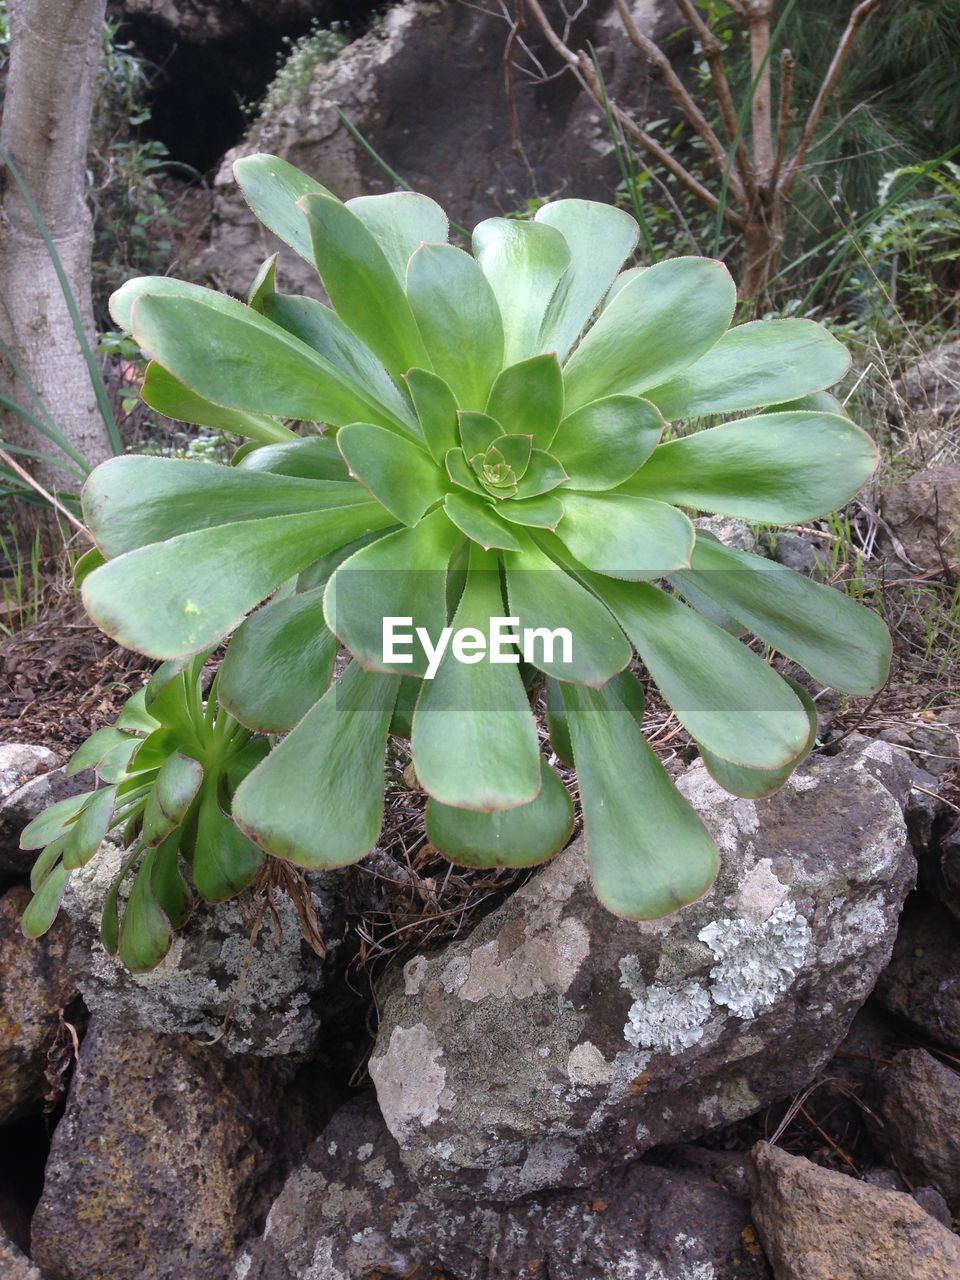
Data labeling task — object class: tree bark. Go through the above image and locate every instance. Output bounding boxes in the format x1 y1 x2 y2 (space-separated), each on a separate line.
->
0 0 112 501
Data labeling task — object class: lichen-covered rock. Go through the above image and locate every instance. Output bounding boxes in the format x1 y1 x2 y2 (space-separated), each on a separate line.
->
746 1141 960 1280
879 465 960 574
30 1019 326 1280
369 740 914 1200
875 892 960 1053
0 886 78 1125
877 1048 960 1209
62 840 341 1057
203 0 681 295
234 1097 770 1280
0 763 94 881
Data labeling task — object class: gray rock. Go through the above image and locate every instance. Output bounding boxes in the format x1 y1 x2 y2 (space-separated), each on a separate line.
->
875 892 960 1054
30 1019 326 1280
0 743 58 804
746 1141 960 1280
62 840 341 1057
694 515 757 552
0 765 94 881
877 1048 960 1210
772 532 826 576
368 739 914 1201
0 1226 43 1280
894 341 960 466
0 885 78 1124
203 0 681 295
879 465 960 574
234 1097 771 1279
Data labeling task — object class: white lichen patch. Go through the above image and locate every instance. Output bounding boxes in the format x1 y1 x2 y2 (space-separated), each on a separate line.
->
734 858 789 924
787 771 820 792
368 1023 447 1142
403 955 428 996
699 900 811 1020
457 915 590 1002
567 1041 614 1086
619 957 712 1053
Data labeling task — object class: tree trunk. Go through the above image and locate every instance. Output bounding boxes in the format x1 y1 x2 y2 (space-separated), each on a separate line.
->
0 0 112 506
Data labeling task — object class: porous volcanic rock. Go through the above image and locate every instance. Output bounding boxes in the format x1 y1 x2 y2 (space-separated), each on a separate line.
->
61 840 342 1057
30 1019 326 1280
368 739 914 1200
0 763 94 882
875 891 960 1053
879 464 960 574
0 885 78 1125
234 1096 770 1279
746 1141 960 1280
877 1048 960 1210
203 0 683 294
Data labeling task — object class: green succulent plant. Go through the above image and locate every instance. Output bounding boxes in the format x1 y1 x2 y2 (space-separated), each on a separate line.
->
21 653 267 968
37 153 891 926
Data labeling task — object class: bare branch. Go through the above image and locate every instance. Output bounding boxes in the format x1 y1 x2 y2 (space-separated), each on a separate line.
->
612 0 746 203
673 0 757 205
0 445 90 536
744 0 775 184
779 0 884 198
524 0 746 226
768 47 795 193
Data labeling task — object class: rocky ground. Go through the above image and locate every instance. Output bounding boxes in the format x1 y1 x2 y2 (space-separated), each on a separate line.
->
1 2 959 1276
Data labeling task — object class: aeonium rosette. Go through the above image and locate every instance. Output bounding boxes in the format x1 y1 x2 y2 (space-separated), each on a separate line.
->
47 154 889 926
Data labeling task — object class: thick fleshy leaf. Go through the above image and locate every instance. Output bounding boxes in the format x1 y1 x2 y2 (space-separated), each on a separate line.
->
444 492 523 551
412 549 541 810
545 677 574 765
193 783 264 901
99 845 141 953
490 435 532 480
247 253 278 311
152 831 193 930
699 678 818 798
459 411 503 459
511 454 568 500
406 243 504 411
587 576 811 769
67 726 132 776
427 758 573 867
562 258 736 413
131 291 409 430
770 390 845 415
110 275 222 333
84 456 371 558
62 785 118 870
494 494 562 532
233 153 331 264
95 735 142 785
676 535 892 694
233 662 399 867
553 493 694 578
114 688 160 734
486 355 564 449
141 362 296 444
74 545 106 587
338 423 446 526
472 218 570 365
445 448 485 496
535 200 640 360
604 266 642 307
503 536 630 685
20 791 93 851
561 680 718 918
301 192 429 379
549 395 663 491
621 412 878 521
406 368 460 464
118 844 174 971
220 588 338 731
645 319 850 420
235 436 349 481
346 191 449 283
324 509 462 676
263 294 420 437
29 835 68 893
141 753 204 846
21 865 71 939
84 504 394 659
